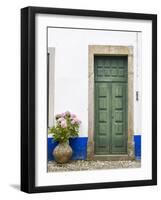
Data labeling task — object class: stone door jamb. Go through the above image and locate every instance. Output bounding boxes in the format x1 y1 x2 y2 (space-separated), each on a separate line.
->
87 45 134 160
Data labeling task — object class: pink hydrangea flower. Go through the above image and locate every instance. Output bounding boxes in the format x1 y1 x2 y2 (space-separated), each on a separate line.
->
61 120 67 128
57 117 64 122
75 118 81 125
77 119 82 125
71 120 75 125
71 118 81 125
61 112 66 117
71 114 76 118
65 111 71 117
55 113 61 119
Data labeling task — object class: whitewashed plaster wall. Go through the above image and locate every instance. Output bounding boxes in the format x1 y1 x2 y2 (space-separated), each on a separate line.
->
48 28 142 136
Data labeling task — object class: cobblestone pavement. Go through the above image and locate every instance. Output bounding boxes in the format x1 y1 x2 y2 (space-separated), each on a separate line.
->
48 160 141 172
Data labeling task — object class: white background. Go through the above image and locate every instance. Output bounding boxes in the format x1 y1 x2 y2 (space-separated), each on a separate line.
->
36 15 152 186
0 0 159 199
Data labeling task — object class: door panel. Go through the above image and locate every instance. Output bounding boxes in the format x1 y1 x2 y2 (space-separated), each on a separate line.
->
94 56 127 82
111 83 127 154
95 83 111 154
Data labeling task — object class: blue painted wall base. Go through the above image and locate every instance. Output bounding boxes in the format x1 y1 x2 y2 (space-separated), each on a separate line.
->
48 135 141 161
48 138 58 161
48 137 88 161
134 135 141 160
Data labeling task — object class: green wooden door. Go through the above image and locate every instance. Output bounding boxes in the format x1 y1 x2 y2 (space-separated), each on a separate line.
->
94 56 128 155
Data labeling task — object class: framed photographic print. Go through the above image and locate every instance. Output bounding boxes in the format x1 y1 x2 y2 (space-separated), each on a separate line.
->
21 6 157 193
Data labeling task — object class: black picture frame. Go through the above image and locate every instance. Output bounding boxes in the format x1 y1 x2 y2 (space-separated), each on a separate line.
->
21 6 157 193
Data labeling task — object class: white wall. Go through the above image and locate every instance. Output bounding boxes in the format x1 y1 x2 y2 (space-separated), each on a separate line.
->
0 0 160 200
48 28 142 136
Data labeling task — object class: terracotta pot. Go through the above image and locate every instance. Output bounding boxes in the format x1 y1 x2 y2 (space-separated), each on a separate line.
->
53 141 73 164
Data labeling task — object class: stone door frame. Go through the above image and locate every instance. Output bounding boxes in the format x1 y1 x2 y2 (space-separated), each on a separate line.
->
87 45 134 160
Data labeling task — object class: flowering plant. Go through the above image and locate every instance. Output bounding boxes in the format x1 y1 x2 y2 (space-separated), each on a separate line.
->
49 111 81 143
